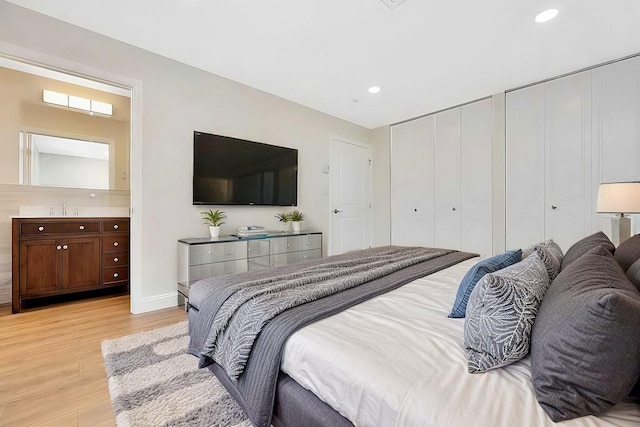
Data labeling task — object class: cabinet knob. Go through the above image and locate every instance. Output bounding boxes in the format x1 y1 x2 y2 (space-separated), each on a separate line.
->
114 257 119 263
113 224 119 230
225 253 232 256
551 205 557 210
452 207 456 211
38 226 44 232
56 245 62 250
79 225 85 230
307 242 312 245
62 245 68 250
113 241 119 247
286 244 291 247
414 209 418 212
113 273 119 278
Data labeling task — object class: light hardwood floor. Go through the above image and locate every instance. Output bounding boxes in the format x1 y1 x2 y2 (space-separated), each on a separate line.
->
0 295 186 426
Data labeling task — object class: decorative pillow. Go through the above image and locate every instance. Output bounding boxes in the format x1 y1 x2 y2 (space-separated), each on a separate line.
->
530 246 640 422
560 232 615 271
627 258 640 292
464 251 550 373
448 250 522 318
523 239 563 281
615 233 640 272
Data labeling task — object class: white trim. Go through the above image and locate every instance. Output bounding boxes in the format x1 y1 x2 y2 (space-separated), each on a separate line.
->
0 41 147 314
131 292 179 314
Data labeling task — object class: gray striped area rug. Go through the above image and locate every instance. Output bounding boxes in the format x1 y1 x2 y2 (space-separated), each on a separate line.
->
101 321 250 427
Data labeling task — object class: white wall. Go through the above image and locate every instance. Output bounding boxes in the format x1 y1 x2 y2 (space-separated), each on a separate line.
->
0 1 374 312
371 126 391 247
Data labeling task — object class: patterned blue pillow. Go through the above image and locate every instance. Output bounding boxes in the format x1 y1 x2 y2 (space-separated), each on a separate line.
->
448 249 522 318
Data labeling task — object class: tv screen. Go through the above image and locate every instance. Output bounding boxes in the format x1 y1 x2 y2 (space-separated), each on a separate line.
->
193 131 298 206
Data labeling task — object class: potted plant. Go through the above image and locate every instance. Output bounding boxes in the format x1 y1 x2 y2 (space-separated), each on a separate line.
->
275 211 290 233
289 210 305 233
201 209 226 238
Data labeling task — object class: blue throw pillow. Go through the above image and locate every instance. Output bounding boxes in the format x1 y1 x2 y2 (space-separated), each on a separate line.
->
448 249 522 318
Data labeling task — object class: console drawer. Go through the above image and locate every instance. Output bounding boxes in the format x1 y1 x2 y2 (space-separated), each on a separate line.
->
102 251 129 267
102 236 129 251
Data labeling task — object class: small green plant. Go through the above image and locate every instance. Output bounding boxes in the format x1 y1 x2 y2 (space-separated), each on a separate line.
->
289 210 305 222
201 209 226 227
275 212 290 223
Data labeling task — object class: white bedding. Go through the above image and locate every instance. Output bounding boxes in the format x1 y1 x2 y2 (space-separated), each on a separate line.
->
281 258 640 427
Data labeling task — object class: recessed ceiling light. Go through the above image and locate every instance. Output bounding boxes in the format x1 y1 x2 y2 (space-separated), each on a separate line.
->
368 86 381 94
535 8 559 23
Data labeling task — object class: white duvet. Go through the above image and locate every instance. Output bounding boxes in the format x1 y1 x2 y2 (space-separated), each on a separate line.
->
281 258 640 427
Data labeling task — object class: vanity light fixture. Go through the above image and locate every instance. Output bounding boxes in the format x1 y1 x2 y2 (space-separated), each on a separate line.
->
535 8 559 23
368 86 381 94
42 89 113 116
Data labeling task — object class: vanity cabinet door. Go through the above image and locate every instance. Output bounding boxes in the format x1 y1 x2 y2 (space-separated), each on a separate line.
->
64 237 101 290
20 239 62 296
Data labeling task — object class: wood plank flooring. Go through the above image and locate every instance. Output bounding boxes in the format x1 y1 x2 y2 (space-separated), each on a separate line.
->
0 295 186 426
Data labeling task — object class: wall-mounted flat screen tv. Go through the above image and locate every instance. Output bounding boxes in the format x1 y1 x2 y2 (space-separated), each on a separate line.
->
193 131 298 206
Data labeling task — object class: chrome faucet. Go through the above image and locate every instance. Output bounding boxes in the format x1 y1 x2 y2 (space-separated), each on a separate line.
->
63 201 67 216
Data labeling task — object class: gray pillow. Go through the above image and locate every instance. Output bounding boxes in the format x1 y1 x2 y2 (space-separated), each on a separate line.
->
561 232 615 271
531 246 640 422
464 251 550 373
615 233 640 272
627 258 640 292
523 239 563 281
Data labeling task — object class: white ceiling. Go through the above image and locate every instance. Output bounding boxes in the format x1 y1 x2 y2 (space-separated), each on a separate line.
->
6 0 640 129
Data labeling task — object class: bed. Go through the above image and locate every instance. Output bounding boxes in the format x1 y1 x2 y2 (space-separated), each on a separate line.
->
187 242 640 427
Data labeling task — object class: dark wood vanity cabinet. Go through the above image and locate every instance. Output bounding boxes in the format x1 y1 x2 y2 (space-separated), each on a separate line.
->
12 217 130 313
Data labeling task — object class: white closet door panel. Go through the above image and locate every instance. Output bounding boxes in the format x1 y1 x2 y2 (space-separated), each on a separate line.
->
506 84 545 249
434 107 461 250
390 115 435 246
592 56 640 183
545 71 592 252
592 56 640 234
461 98 493 257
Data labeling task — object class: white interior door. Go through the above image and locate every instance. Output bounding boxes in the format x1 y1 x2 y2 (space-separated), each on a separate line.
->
330 138 372 255
544 71 592 252
461 99 493 257
390 115 435 247
434 108 461 250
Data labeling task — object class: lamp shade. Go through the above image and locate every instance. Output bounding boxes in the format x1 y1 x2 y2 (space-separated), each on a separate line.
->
596 182 640 213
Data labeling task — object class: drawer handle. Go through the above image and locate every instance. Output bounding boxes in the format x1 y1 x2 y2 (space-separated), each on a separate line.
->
225 253 232 256
307 242 312 245
114 257 119 263
62 245 68 250
79 225 85 230
286 244 291 247
113 273 119 278
113 241 119 247
56 245 62 250
38 226 44 232
113 224 119 230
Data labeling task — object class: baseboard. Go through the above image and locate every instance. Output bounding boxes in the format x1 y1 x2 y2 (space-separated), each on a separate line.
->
130 291 178 314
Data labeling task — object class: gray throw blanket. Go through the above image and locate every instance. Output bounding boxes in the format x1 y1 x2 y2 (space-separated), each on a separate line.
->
188 245 478 427
202 246 450 381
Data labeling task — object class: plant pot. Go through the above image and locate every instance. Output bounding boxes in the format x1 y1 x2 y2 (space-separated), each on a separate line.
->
281 222 291 233
291 221 301 233
209 225 221 238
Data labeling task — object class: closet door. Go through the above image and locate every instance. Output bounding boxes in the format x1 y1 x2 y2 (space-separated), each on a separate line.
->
434 108 461 250
592 56 640 233
544 71 592 252
461 98 493 257
506 84 545 250
390 115 435 246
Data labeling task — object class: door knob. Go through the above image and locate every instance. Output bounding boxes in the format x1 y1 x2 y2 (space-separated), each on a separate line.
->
333 209 342 214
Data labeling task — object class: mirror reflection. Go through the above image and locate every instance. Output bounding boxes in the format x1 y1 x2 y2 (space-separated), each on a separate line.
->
20 133 112 190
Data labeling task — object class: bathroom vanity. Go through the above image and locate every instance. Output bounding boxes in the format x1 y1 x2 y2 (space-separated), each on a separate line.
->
11 216 129 313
